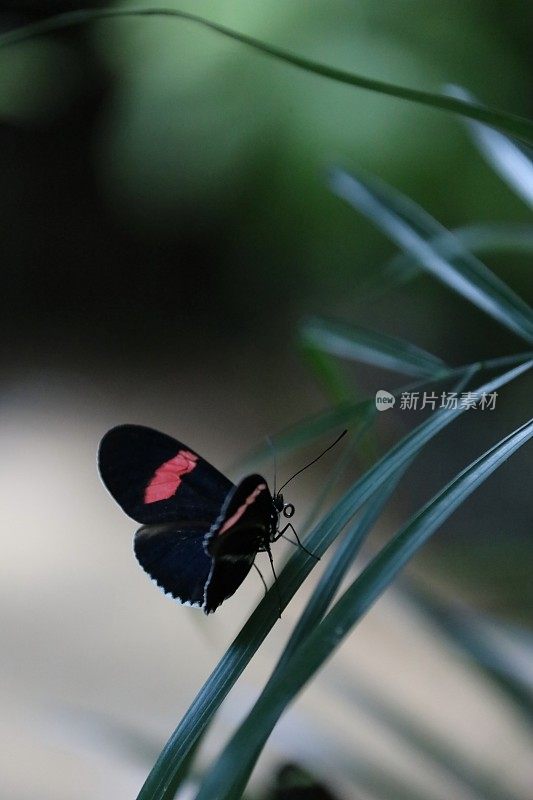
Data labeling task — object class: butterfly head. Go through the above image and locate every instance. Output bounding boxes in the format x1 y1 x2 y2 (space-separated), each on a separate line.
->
273 492 295 519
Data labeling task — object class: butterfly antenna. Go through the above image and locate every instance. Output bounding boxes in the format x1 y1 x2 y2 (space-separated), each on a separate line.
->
277 429 348 494
266 435 277 497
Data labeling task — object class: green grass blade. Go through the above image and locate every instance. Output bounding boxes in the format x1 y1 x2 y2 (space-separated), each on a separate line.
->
301 317 447 377
136 361 529 800
240 351 532 473
330 168 533 344
194 418 533 800
446 85 533 209
276 465 409 672
291 322 478 667
298 409 377 532
402 580 533 727
236 399 373 473
331 670 521 800
363 223 533 299
1 8 533 144
299 346 379 463
300 341 354 404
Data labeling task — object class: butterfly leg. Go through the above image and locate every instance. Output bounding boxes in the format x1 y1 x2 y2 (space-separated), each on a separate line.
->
253 562 268 597
265 544 282 619
276 523 320 561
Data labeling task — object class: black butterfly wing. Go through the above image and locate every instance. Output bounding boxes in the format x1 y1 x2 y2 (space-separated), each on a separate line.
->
98 424 233 524
134 522 213 607
203 559 256 614
203 474 275 613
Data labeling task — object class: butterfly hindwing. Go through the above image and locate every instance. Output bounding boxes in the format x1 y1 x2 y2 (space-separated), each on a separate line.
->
203 557 256 614
134 522 212 607
98 424 233 524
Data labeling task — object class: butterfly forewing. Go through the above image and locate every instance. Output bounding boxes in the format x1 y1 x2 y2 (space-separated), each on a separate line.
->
205 474 275 559
203 474 276 612
98 424 233 524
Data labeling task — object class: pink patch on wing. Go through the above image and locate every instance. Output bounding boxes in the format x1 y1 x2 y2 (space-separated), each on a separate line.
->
219 483 267 535
144 450 198 504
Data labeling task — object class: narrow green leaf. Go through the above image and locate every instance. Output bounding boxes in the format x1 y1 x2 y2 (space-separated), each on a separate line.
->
331 669 521 800
366 223 533 298
299 345 378 464
236 399 373 473
276 465 408 671
298 409 376 532
300 340 354 404
330 168 533 344
446 85 533 209
402 580 533 727
136 361 530 800
187 367 474 798
240 351 532 473
296 354 470 552
194 418 533 800
1 8 533 144
301 317 447 377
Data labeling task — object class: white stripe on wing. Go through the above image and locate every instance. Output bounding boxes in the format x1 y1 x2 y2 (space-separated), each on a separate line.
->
218 483 267 535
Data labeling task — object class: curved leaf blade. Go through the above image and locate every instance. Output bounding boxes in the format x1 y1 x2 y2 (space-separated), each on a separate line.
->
402 580 533 727
330 168 533 344
446 85 533 209
1 8 533 144
364 223 533 298
301 317 447 377
329 668 521 800
236 399 373 473
137 361 530 800
194 418 533 800
275 464 409 672
240 352 533 471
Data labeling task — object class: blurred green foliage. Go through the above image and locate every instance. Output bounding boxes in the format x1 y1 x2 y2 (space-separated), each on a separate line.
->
1 0 531 340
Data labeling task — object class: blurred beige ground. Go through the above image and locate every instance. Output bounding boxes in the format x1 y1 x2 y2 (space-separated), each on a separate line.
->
1 367 532 800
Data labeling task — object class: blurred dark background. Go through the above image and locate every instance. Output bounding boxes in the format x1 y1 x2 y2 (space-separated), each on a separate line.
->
2 0 531 358
2 0 531 603
1 3 532 798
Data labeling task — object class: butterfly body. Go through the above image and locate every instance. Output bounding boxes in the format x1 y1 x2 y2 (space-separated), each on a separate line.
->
98 424 292 613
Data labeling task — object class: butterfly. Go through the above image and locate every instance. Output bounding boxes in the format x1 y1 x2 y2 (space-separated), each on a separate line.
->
98 424 305 613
